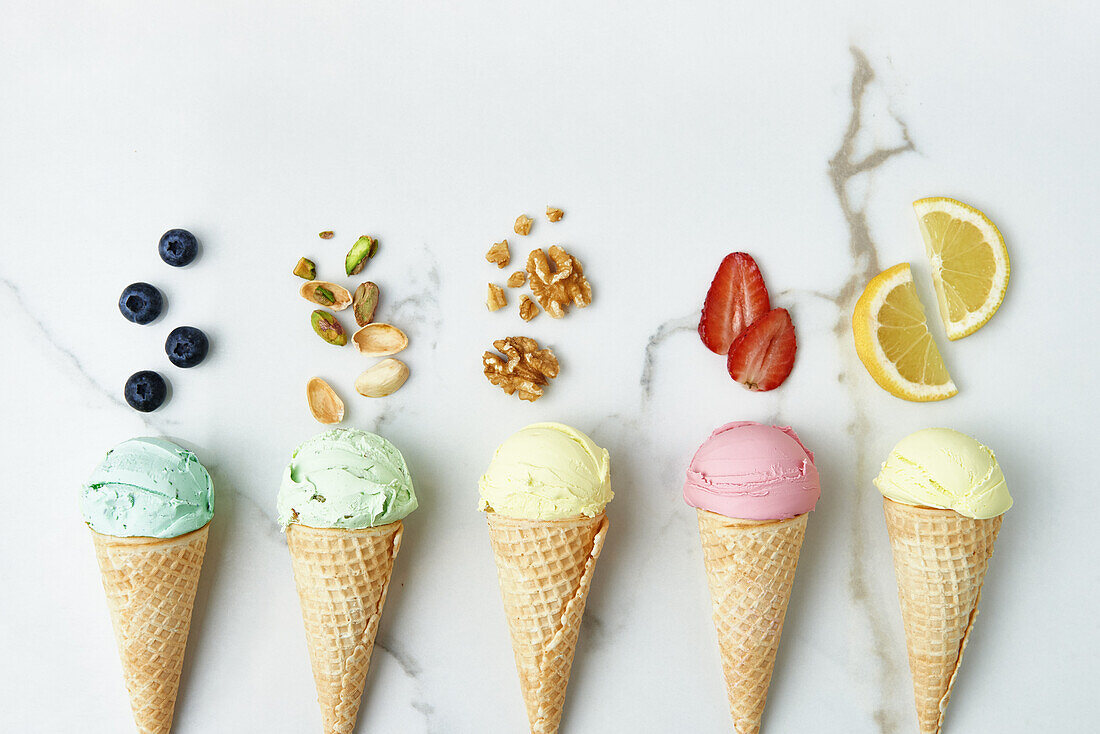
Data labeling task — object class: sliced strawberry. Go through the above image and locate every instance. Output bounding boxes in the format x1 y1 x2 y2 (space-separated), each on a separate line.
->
698 252 771 355
726 307 796 391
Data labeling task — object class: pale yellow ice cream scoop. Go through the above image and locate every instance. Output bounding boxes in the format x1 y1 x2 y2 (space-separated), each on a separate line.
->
479 422 612 520
874 427 1011 519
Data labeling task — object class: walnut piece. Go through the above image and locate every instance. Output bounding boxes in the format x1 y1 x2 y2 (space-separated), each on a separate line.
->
519 295 539 321
486 283 507 312
486 239 510 268
483 336 559 401
506 270 527 288
546 206 564 222
525 245 593 318
514 214 533 236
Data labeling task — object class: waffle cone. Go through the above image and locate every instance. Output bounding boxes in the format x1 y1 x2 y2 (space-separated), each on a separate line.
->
286 521 402 734
696 508 807 734
91 523 210 734
883 498 1002 734
486 512 609 734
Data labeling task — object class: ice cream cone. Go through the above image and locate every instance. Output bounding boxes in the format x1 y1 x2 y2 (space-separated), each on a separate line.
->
883 498 1003 734
91 522 210 734
486 511 609 734
286 521 403 734
696 508 808 734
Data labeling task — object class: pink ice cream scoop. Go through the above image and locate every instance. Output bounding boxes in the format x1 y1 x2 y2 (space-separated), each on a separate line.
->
684 421 820 520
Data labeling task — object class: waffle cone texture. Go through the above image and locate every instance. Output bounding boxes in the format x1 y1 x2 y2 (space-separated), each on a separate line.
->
91 522 210 734
696 508 808 734
883 498 1002 734
286 521 403 734
486 512 609 734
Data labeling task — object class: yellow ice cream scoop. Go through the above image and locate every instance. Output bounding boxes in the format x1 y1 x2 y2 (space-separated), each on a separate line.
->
874 427 1011 519
479 422 612 520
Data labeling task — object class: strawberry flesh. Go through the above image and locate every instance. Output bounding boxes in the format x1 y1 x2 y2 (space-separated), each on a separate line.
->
698 252 771 355
726 307 796 391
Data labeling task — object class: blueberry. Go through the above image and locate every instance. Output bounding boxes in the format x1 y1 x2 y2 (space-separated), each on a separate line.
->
165 326 209 368
159 229 199 267
124 371 167 412
118 282 163 324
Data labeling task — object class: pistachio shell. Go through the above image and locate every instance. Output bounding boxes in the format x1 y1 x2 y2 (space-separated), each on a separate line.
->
354 358 409 397
306 377 344 424
300 281 351 311
352 323 408 357
352 281 380 327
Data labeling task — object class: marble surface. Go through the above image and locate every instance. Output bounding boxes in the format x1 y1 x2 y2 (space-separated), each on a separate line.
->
2 3 1098 732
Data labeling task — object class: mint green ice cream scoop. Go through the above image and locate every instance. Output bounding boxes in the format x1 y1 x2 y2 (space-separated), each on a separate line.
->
277 428 417 529
80 437 214 538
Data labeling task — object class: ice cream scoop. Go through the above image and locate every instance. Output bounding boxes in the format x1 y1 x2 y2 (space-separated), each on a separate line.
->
277 428 417 529
479 422 612 520
684 421 820 520
80 437 214 538
874 427 1011 519
83 437 214 732
480 422 612 731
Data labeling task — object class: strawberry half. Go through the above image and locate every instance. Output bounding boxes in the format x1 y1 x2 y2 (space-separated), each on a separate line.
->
698 252 771 355
726 307 796 391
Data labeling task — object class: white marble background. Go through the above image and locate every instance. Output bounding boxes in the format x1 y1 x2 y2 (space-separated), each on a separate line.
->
2 3 1097 732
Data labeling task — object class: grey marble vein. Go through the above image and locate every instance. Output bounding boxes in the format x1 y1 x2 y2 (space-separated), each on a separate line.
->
639 312 697 407
0 275 174 431
387 247 443 350
368 405 396 435
228 479 286 544
826 47 915 734
375 639 435 731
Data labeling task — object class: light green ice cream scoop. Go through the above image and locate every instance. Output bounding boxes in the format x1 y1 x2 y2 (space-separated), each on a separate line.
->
874 427 1012 519
80 437 214 538
479 422 612 520
277 428 417 529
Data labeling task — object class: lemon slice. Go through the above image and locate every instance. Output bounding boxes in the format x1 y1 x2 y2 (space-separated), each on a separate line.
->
913 197 1009 340
853 263 957 401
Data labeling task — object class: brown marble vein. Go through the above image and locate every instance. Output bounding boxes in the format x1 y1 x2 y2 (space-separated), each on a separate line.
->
826 46 915 734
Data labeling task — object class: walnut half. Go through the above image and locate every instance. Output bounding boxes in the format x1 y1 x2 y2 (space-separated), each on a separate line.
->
483 336 559 401
526 245 593 318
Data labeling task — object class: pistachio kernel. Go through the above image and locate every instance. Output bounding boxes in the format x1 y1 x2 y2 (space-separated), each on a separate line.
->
352 281 380 327
346 235 378 276
310 310 347 346
314 285 335 305
293 257 317 280
319 231 335 239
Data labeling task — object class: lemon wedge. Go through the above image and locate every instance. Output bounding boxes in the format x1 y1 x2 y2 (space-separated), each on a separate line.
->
853 263 957 401
913 197 1009 340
